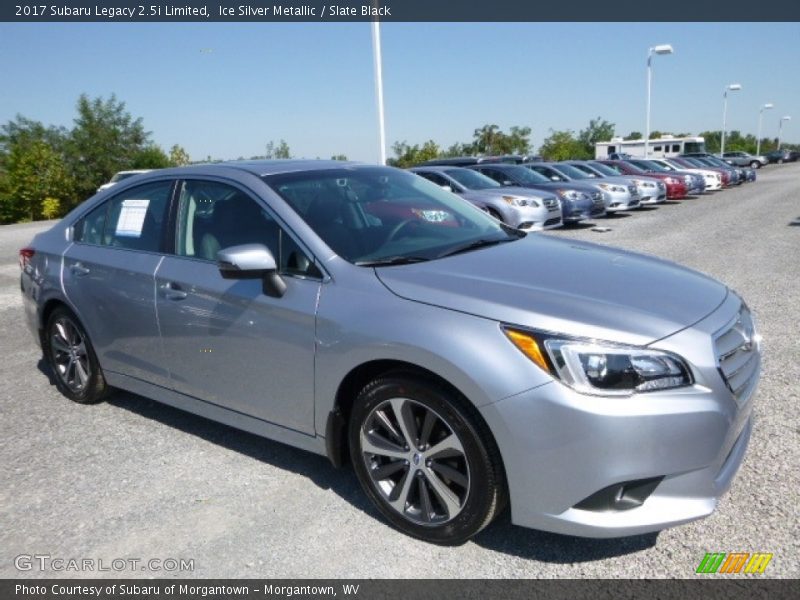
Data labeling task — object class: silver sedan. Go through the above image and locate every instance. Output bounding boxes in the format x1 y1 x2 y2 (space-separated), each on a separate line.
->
20 160 759 544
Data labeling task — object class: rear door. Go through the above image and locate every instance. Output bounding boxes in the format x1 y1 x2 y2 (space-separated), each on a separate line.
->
154 179 322 434
63 180 175 387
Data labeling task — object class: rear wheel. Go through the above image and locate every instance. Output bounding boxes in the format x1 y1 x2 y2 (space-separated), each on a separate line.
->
750 161 761 169
349 373 506 545
44 307 108 404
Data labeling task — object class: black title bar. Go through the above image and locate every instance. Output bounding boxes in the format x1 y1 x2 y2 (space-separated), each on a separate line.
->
4 0 800 22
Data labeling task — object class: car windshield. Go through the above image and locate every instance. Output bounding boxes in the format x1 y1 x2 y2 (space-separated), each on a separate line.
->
629 160 666 172
550 164 592 180
265 167 521 266
647 160 678 171
492 165 551 184
568 164 601 177
444 168 501 190
587 162 620 177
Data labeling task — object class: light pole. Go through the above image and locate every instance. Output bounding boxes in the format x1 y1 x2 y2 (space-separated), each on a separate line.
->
645 44 673 158
371 20 387 165
756 103 774 156
778 116 792 150
720 83 742 157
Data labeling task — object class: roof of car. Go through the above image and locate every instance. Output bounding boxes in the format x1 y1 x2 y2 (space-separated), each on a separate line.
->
151 159 371 179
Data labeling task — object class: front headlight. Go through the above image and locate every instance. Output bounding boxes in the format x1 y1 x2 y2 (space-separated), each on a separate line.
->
504 328 693 396
502 195 539 208
556 189 584 200
598 183 625 193
632 179 655 188
664 177 679 185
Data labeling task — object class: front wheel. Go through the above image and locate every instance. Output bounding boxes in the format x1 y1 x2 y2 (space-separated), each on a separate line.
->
750 161 761 169
349 374 506 545
44 307 108 404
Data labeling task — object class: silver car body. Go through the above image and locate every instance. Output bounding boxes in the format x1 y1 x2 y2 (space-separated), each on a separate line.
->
20 160 759 538
526 162 641 212
409 166 562 231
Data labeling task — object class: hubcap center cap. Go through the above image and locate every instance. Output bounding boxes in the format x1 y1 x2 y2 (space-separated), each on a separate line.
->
412 452 421 466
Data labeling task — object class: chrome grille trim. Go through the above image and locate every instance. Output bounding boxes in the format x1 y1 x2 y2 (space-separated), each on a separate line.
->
714 305 760 403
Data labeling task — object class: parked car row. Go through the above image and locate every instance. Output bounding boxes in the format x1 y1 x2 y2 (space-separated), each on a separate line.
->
410 153 758 231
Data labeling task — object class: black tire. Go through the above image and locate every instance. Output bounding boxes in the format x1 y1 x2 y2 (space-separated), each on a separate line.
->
750 161 760 169
348 372 506 545
44 307 108 404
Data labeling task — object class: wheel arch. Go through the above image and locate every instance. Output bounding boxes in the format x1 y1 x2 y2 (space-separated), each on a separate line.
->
324 359 504 480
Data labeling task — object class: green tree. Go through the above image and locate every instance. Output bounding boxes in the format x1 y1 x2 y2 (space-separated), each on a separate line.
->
539 129 586 161
169 144 191 166
265 139 291 159
624 131 643 140
132 144 171 169
388 140 441 168
330 154 348 161
0 140 73 223
470 124 532 155
578 117 615 157
68 94 151 200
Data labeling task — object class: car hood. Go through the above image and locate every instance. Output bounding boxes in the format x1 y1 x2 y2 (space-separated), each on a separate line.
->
462 186 557 202
375 234 728 346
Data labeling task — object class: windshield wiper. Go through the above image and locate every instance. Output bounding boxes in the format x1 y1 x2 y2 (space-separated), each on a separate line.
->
437 236 516 259
355 256 431 267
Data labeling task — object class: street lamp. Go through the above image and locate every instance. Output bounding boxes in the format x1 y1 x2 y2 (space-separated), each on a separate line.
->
778 116 792 150
756 103 774 156
371 20 387 165
720 83 742 157
645 44 673 157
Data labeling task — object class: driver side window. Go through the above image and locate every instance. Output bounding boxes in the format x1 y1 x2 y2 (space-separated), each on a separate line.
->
175 180 320 278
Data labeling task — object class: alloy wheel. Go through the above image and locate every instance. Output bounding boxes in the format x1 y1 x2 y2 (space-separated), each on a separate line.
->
359 397 470 526
50 316 91 393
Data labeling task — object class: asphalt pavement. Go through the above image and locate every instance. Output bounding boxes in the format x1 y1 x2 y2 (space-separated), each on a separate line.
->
1 164 798 578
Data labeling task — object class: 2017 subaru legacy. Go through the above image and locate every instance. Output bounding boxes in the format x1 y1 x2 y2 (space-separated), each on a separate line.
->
20 161 759 545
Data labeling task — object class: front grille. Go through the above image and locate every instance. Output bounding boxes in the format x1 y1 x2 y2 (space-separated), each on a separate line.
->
628 185 637 194
543 198 558 209
714 306 760 403
591 192 604 208
544 217 561 227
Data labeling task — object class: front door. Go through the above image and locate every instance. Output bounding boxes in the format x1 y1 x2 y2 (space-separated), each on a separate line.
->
154 179 322 434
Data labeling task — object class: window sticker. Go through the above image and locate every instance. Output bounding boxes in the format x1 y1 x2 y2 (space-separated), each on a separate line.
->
115 199 150 237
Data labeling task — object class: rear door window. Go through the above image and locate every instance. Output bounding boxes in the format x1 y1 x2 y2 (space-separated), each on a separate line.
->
75 181 173 252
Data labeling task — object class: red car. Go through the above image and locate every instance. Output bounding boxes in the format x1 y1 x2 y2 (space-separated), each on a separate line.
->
598 160 688 199
669 156 731 188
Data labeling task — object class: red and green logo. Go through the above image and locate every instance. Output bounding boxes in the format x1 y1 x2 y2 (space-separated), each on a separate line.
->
696 552 773 574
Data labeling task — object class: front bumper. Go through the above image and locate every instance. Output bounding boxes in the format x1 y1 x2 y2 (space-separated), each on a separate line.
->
505 205 563 230
665 182 689 199
604 191 641 212
479 293 758 538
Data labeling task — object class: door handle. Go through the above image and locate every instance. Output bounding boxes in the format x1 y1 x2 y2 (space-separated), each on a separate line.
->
161 282 188 301
70 263 90 277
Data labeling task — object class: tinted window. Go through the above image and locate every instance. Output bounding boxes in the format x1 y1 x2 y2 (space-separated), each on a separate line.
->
175 180 319 277
266 167 515 265
444 168 500 190
672 144 680 153
75 181 172 252
415 171 450 188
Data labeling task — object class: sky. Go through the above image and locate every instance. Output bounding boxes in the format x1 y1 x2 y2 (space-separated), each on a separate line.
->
1 22 799 163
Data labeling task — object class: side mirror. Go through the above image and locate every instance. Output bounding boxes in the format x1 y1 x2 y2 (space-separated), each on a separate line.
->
550 176 560 181
502 180 515 186
217 243 286 298
440 184 453 193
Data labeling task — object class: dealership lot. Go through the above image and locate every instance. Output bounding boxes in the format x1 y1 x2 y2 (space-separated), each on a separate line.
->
0 164 798 578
